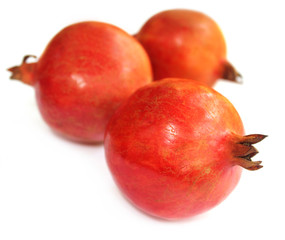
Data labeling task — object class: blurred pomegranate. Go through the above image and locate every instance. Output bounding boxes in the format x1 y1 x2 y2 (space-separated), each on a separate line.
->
9 21 152 143
135 9 240 86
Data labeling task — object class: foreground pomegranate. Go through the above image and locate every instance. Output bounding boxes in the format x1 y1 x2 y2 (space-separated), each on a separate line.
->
135 9 240 86
105 78 266 220
8 22 152 143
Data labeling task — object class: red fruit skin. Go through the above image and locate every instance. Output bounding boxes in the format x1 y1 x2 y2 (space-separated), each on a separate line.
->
105 78 259 220
135 9 238 86
10 22 152 143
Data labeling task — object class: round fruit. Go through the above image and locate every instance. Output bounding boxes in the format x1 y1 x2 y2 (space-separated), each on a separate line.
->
8 21 152 143
104 78 266 220
135 9 240 86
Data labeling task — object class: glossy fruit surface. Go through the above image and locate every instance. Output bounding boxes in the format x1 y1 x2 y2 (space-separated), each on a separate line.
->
105 78 265 220
9 22 152 143
135 9 240 86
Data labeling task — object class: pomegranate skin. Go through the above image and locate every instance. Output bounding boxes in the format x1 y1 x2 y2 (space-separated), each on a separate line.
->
9 22 152 143
105 78 264 220
135 9 240 86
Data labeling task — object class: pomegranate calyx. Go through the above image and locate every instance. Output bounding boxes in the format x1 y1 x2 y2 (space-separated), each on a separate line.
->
8 55 37 86
222 61 242 83
233 134 267 171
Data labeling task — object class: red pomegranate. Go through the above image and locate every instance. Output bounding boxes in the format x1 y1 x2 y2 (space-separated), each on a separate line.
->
135 9 240 86
104 78 266 220
8 21 152 143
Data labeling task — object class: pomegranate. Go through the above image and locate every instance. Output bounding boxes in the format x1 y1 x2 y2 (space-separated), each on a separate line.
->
135 9 240 86
104 78 266 220
8 21 152 143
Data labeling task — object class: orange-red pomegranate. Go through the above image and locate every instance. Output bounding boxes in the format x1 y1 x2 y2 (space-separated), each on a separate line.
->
135 9 240 86
8 22 152 143
105 78 266 220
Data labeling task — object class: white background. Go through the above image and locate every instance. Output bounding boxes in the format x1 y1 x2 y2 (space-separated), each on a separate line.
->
0 0 284 239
